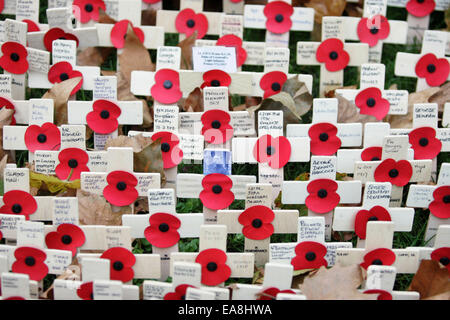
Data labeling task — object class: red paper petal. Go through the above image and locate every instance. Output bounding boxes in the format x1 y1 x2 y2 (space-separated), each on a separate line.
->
103 171 138 206
86 99 121 134
195 248 231 286
430 247 450 272
374 159 413 187
363 289 393 300
12 247 48 281
150 69 182 104
305 179 340 213
24 122 61 152
199 173 234 210
201 110 234 144
360 248 396 269
175 9 209 39
263 1 294 34
409 127 442 160
22 19 40 32
110 19 144 49
354 206 392 239
216 35 247 67
152 131 183 169
361 146 383 161
308 122 341 156
415 53 450 87
0 96 16 125
406 0 436 17
253 134 291 169
355 87 390 120
316 38 349 72
144 213 181 248
201 69 231 88
0 42 29 74
357 15 390 47
77 282 93 300
43 28 79 52
55 148 90 181
291 241 328 270
258 287 295 300
0 190 38 218
101 247 136 282
429 186 450 219
73 0 106 23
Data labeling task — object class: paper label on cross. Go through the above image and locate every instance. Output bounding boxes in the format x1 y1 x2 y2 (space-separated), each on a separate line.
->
1 272 31 300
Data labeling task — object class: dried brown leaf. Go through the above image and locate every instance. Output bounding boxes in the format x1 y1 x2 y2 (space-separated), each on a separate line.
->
336 93 379 124
325 85 358 98
300 264 378 300
178 31 197 70
182 87 203 112
408 260 450 299
77 46 114 67
304 0 347 24
141 8 157 26
282 77 313 117
104 134 153 152
425 291 450 300
428 82 450 112
134 138 166 187
77 189 132 225
43 77 83 126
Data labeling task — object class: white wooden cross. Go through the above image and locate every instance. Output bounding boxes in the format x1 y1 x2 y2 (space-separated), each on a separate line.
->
217 183 299 266
282 155 363 241
353 135 433 207
0 19 51 100
395 30 450 91
407 224 450 266
0 0 46 31
232 109 310 202
223 0 244 15
122 188 203 281
243 0 314 48
68 75 143 150
0 272 39 300
406 163 450 247
333 181 415 248
336 221 422 275
296 16 369 97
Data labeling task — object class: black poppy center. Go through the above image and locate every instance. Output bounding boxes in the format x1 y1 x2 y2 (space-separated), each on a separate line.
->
161 143 171 153
100 110 110 119
181 295 186 300
59 73 69 81
116 181 127 191
319 133 329 142
329 51 338 60
417 0 425 2
439 257 450 266
368 216 378 221
388 169 399 178
113 261 124 271
443 195 450 204
163 80 173 89
370 28 379 35
10 53 20 62
252 218 263 229
427 64 436 73
371 157 380 161
25 256 36 267
37 134 47 143
61 235 72 244
275 14 284 23
85 4 94 12
305 251 316 261
186 19 195 28
318 189 328 199
211 120 221 129
90 293 94 299
266 146 275 156
271 82 281 92
371 259 383 265
212 185 222 194
68 159 78 168
159 223 169 232
12 204 22 214
211 80 220 87
59 37 67 40
366 98 376 107
206 262 217 272
419 137 429 147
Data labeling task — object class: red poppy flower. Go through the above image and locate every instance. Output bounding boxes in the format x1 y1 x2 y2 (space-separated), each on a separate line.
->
201 70 231 89
258 287 296 300
103 171 138 207
354 206 392 239
253 134 291 169
22 19 40 32
201 109 234 144
0 190 37 220
291 241 328 271
199 173 234 210
415 53 450 87
357 15 390 47
0 1 3 13
24 122 61 152
110 19 145 49
86 99 121 134
55 148 90 181
316 38 349 72
363 289 393 300
45 224 86 257
73 0 106 24
431 247 450 273
100 247 136 282
195 248 231 286
428 186 450 219
305 179 340 214
144 213 181 248
12 247 48 281
308 122 342 156
151 131 183 169
0 230 2 241
150 69 182 104
360 248 396 270
175 8 208 39
259 71 287 99
361 146 383 161
263 1 293 34
374 158 413 187
0 42 29 74
163 284 195 300
238 205 275 240
143 0 161 3
48 62 83 95
0 96 16 125
77 281 93 300
409 127 442 160
406 0 436 17
216 35 247 67
43 28 79 52
3 296 26 300
355 87 390 120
